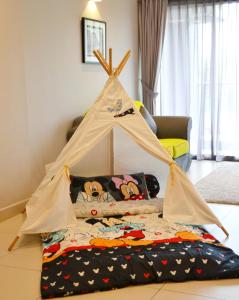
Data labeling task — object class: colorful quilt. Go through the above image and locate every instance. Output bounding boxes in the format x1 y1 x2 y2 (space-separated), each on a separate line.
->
41 213 239 298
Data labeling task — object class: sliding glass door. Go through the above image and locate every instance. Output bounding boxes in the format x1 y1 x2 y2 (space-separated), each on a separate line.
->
158 1 239 160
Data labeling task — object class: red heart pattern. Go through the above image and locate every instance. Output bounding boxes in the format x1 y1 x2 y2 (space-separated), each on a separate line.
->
125 255 132 260
103 278 110 283
62 260 68 266
91 209 98 216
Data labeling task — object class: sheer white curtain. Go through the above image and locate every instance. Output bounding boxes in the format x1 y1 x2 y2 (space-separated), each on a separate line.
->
157 1 239 160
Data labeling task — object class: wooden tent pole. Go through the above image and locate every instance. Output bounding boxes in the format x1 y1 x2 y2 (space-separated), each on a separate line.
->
109 48 113 75
219 225 229 237
64 165 71 183
96 50 110 70
8 235 20 251
94 48 131 77
93 50 110 75
114 50 131 76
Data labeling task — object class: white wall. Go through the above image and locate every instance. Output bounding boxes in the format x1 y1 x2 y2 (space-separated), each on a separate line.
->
0 0 138 209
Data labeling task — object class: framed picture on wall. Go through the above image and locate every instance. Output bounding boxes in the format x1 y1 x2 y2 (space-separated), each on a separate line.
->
82 17 106 64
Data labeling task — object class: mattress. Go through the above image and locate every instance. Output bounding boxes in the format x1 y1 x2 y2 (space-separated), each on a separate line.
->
41 213 239 298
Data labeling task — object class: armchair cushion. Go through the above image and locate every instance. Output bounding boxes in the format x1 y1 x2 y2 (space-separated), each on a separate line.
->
159 138 189 159
159 140 174 157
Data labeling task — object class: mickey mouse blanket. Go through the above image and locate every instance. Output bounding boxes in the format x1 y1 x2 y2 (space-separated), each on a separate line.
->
41 213 239 298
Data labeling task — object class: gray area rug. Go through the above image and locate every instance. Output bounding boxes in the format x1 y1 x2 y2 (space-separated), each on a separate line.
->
195 164 239 205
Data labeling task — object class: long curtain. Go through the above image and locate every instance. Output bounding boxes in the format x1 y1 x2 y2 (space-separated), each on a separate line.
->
158 0 239 160
138 0 168 115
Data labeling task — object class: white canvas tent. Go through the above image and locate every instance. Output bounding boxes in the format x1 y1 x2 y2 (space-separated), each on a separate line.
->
8 49 228 251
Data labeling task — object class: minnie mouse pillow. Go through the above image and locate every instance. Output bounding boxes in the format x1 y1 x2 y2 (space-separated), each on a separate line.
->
108 173 149 201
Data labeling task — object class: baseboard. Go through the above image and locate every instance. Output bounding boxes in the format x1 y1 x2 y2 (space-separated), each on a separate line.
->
0 198 28 222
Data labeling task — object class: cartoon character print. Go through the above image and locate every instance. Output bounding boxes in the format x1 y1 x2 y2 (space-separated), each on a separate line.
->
41 230 66 259
89 217 153 247
114 107 135 118
127 216 205 242
61 229 92 248
42 228 93 263
77 178 115 203
107 98 122 116
111 175 145 200
106 97 135 118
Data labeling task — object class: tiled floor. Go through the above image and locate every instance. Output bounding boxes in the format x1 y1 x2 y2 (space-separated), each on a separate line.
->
1 160 239 300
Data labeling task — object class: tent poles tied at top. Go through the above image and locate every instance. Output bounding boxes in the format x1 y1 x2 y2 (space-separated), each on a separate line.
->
8 48 229 251
93 48 131 77
114 50 131 76
93 50 111 75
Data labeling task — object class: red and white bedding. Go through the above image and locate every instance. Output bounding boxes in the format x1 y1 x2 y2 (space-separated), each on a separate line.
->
41 212 239 298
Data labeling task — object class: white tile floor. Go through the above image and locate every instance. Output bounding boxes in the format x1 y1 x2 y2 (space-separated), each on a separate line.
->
1 160 239 300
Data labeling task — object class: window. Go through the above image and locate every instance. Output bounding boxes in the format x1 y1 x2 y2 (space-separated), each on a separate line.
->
158 1 239 160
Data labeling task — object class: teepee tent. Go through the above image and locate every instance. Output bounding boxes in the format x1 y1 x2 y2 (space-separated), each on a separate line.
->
8 49 228 251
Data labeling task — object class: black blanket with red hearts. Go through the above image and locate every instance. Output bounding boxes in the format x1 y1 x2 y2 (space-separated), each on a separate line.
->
40 214 239 298
41 239 239 298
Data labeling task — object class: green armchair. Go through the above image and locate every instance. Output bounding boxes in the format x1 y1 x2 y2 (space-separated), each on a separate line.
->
153 115 192 172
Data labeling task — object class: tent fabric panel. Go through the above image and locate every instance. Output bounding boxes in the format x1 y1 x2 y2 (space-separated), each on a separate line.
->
20 171 76 234
116 115 221 227
164 164 221 226
19 77 222 235
20 121 114 234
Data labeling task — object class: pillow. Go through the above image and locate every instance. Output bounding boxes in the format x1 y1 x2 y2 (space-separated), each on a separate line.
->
70 172 149 204
108 173 149 201
144 174 160 198
73 198 163 218
70 175 114 204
